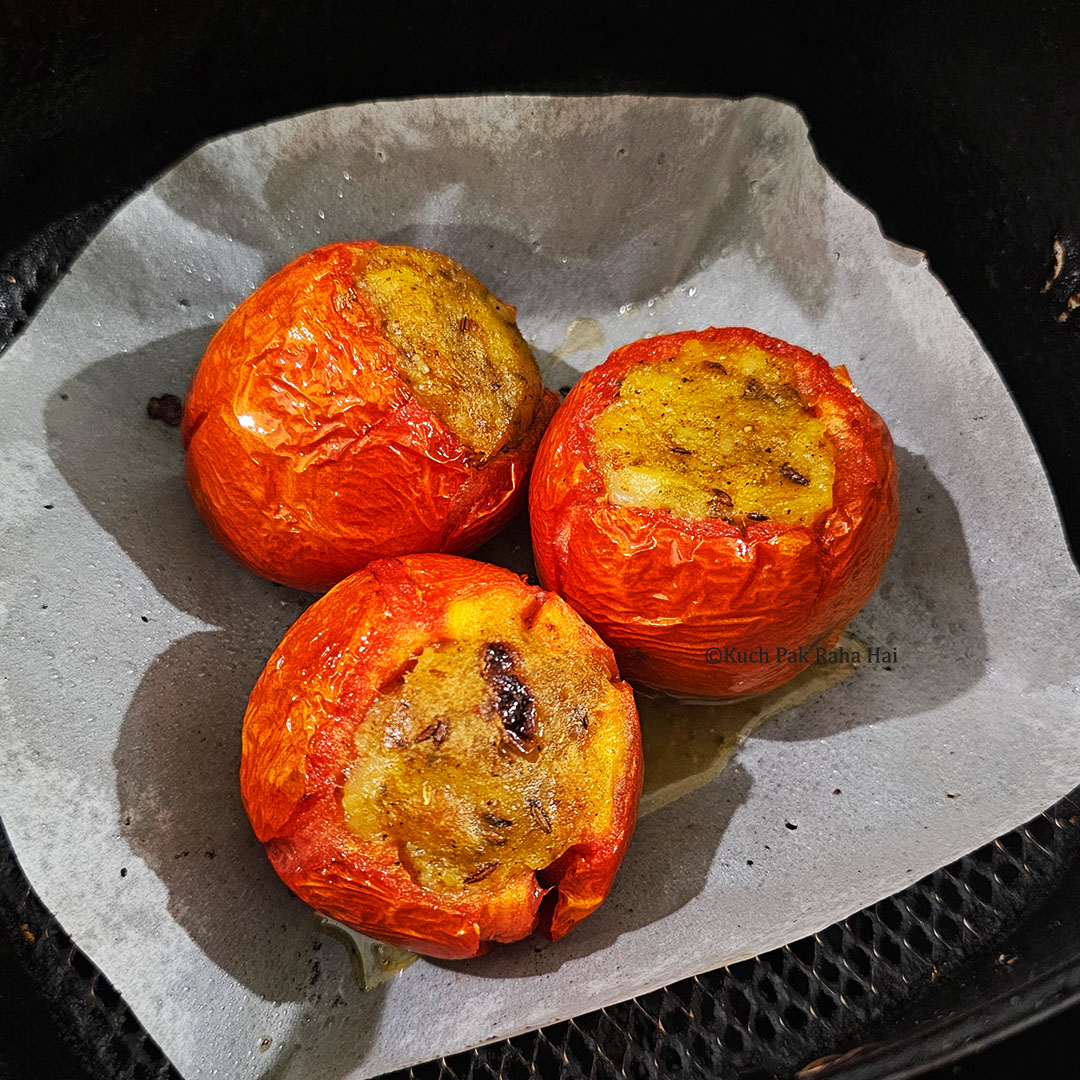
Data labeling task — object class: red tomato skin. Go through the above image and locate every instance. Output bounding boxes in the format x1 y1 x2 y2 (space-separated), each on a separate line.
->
240 553 642 959
182 243 558 592
529 328 899 698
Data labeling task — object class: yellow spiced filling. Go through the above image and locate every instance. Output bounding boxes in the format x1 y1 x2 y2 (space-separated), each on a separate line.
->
342 591 628 894
593 339 836 523
358 245 542 459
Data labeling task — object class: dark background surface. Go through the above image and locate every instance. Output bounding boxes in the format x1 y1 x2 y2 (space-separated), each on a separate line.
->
1 2 1079 1078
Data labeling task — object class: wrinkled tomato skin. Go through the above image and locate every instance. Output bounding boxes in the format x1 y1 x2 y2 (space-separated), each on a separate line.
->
240 554 642 959
529 328 899 698
181 243 558 593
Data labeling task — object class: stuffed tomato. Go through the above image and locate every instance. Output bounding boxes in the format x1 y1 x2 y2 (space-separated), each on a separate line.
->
182 242 558 592
529 327 899 698
240 553 642 959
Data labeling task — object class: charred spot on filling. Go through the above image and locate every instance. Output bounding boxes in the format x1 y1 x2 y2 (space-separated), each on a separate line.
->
354 244 543 460
463 862 499 884
481 641 538 750
340 591 631 895
413 719 449 747
593 338 837 524
779 461 810 486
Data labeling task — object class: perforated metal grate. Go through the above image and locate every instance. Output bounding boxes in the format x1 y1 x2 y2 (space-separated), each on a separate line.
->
1 216 1078 1080
376 810 1078 1080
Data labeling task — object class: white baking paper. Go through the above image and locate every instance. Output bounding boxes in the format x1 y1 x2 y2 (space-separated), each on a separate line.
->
1 95 1078 1080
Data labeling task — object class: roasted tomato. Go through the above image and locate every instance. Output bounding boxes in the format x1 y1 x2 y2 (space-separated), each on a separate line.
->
529 327 899 698
240 553 642 959
182 243 558 592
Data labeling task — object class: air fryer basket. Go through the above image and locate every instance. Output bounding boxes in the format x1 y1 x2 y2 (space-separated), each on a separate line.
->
3 190 1080 1080
2 5 1079 1079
